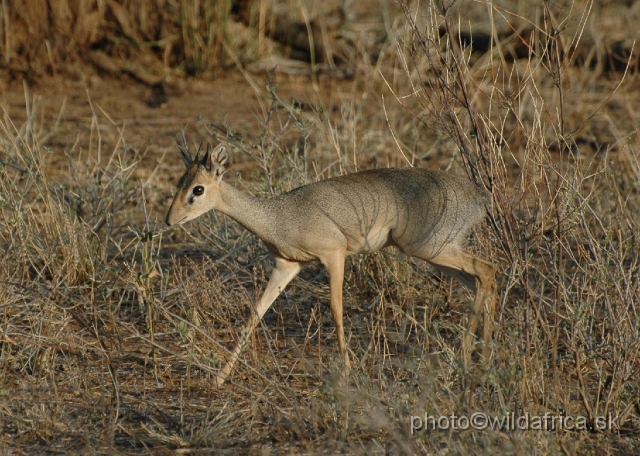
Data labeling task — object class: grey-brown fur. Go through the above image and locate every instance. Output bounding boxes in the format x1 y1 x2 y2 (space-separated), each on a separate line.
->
166 142 497 386
263 168 489 262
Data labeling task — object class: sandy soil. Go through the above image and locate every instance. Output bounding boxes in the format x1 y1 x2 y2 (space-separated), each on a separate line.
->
1 70 355 170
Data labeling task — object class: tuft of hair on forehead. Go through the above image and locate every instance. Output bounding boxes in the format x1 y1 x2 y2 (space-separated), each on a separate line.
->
176 163 201 190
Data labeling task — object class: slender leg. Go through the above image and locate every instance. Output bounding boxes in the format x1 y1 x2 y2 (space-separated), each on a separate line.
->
215 256 301 386
322 252 350 373
423 248 496 363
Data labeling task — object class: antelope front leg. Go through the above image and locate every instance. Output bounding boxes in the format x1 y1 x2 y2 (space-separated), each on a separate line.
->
323 252 350 376
214 257 301 386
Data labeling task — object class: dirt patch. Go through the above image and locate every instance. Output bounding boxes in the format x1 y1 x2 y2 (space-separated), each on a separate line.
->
1 68 365 186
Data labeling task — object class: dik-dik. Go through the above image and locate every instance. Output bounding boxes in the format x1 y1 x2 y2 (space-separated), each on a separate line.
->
165 142 496 385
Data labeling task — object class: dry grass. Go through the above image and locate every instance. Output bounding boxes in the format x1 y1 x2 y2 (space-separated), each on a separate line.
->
1 0 640 454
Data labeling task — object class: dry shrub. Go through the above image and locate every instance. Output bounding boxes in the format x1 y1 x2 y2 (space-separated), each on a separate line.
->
0 0 354 80
1 0 236 78
3 0 637 83
383 0 640 451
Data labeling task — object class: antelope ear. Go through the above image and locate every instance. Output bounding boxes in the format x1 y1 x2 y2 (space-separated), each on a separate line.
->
206 143 232 183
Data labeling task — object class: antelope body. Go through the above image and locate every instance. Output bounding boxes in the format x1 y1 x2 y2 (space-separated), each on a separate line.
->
166 142 496 386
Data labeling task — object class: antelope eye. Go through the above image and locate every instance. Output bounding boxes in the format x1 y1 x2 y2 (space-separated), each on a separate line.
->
192 185 205 196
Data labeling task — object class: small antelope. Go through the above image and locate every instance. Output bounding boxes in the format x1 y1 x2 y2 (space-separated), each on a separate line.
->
166 142 496 386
